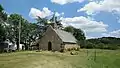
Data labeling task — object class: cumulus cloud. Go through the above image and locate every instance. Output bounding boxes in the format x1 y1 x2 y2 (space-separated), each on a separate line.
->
55 12 64 16
29 7 64 19
77 2 101 15
51 0 84 5
102 29 120 38
29 7 53 18
60 16 108 33
78 0 120 15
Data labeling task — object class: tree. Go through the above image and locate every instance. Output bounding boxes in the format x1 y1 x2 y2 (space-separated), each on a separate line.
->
64 26 86 47
0 4 4 12
36 13 63 39
0 4 42 50
50 13 63 29
35 17 48 40
0 5 7 22
7 14 24 50
0 24 6 41
0 4 7 42
86 37 120 50
63 26 74 34
73 28 86 41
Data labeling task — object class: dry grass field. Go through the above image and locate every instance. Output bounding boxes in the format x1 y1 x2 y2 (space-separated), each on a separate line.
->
0 49 120 68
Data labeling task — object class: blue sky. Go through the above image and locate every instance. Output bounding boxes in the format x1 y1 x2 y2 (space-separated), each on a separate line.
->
0 0 120 39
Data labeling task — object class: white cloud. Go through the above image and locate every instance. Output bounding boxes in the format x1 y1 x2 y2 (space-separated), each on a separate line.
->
29 7 64 19
78 0 120 15
60 16 108 33
55 12 64 16
77 2 101 15
51 0 84 5
102 29 120 38
55 12 60 17
29 7 53 19
86 36 99 39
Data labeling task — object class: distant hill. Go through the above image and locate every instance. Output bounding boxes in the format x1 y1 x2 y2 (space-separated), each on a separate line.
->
85 37 120 50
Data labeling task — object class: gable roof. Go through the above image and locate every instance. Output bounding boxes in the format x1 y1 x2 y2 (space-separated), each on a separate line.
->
53 29 77 43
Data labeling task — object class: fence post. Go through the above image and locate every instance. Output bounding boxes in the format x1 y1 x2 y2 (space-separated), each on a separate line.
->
94 49 96 61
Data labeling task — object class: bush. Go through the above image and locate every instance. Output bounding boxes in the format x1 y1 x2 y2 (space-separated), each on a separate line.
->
59 48 65 53
96 43 104 49
0 49 4 53
66 47 80 51
67 48 72 51
75 47 80 51
85 41 94 49
101 44 118 50
71 47 76 50
108 45 118 50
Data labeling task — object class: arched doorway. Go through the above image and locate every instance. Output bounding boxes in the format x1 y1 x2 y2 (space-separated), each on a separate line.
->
48 42 52 51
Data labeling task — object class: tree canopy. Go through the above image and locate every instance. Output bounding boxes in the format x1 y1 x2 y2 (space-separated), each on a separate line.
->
0 4 4 12
85 37 120 50
63 26 86 47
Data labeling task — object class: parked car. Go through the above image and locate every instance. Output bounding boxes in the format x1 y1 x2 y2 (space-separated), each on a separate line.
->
0 39 25 52
0 42 9 52
0 40 17 52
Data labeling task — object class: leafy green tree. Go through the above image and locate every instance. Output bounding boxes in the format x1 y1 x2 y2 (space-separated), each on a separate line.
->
0 4 3 12
86 37 120 50
73 28 86 41
0 5 7 22
7 14 24 50
50 13 63 29
0 4 7 42
0 4 41 50
7 14 38 50
63 26 74 34
64 26 86 47
85 41 94 49
22 21 38 50
0 24 6 41
36 17 48 38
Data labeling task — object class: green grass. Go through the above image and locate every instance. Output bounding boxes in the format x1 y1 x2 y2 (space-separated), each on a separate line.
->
0 49 120 68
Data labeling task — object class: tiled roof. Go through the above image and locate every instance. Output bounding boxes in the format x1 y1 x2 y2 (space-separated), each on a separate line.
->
54 29 77 43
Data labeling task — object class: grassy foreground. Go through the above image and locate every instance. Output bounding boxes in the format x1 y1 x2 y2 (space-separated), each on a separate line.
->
0 49 120 68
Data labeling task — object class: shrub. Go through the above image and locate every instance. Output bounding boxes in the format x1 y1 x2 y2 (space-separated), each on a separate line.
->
75 47 80 51
96 43 104 49
71 47 76 50
85 41 94 49
66 47 80 51
108 45 118 50
101 44 118 50
59 48 65 53
67 48 71 51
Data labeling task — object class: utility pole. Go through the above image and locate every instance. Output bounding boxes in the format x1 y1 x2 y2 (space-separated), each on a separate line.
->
18 19 21 51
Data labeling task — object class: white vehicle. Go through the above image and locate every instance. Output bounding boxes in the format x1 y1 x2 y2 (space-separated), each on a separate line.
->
0 39 25 52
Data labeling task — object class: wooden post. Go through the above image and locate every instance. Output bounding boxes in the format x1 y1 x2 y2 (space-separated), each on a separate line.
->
94 49 96 61
18 19 21 51
87 50 88 56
